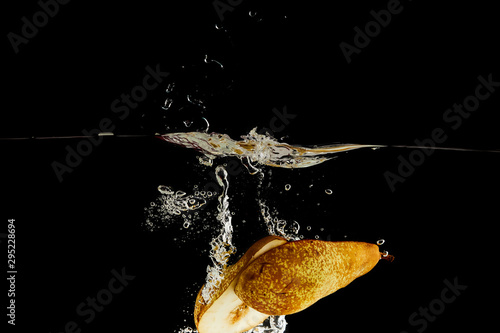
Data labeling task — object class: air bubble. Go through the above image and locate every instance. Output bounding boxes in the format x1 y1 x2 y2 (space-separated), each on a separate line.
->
165 82 175 93
284 184 291 191
158 185 173 194
162 98 173 110
377 239 385 245
325 189 333 195
306 226 311 231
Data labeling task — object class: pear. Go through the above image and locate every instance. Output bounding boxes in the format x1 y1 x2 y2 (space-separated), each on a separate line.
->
194 237 389 333
234 240 384 315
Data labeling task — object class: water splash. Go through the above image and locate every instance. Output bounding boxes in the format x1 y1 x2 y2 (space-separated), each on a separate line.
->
158 128 381 173
258 199 300 241
200 165 237 304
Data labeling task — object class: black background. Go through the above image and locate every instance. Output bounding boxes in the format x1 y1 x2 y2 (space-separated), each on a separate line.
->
2 0 499 332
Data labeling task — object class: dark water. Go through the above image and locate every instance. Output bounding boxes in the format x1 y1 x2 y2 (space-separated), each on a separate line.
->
3 1 499 332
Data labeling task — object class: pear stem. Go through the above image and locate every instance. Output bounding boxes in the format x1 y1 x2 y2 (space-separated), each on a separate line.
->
380 252 395 262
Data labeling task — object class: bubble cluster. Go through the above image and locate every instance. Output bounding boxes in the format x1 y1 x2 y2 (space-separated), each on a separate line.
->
176 315 287 333
258 199 300 241
248 315 288 333
143 185 216 231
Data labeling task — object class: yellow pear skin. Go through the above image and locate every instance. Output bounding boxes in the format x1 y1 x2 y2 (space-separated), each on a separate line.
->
234 240 381 315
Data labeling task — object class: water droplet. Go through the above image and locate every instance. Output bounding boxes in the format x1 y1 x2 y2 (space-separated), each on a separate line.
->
203 55 224 69
291 221 300 234
325 189 333 195
284 184 291 191
162 98 173 110
201 117 210 132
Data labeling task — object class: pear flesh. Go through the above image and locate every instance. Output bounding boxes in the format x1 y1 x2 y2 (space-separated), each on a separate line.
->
195 237 383 333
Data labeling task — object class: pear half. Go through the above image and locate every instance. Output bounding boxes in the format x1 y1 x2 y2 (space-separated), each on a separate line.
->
194 237 387 333
194 236 288 333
